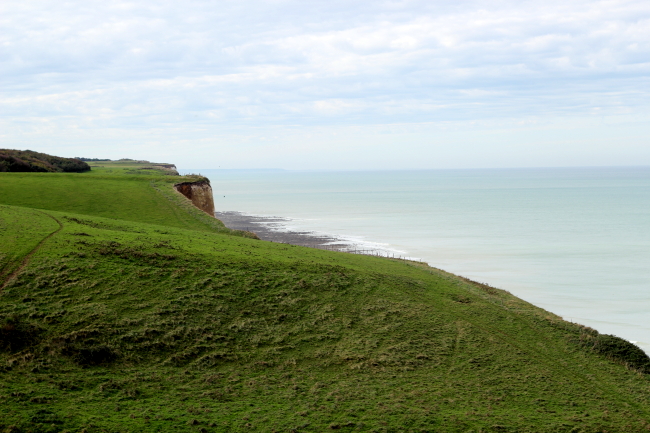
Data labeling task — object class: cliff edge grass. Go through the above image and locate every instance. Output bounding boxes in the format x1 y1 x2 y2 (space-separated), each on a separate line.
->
0 156 649 432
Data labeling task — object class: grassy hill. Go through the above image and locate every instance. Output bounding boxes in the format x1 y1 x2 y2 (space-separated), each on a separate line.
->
0 163 245 235
1 159 649 432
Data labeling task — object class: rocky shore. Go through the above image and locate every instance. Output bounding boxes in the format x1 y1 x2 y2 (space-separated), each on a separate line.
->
215 211 350 251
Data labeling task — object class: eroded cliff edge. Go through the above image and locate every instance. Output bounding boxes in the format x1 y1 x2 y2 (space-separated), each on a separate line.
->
174 179 216 217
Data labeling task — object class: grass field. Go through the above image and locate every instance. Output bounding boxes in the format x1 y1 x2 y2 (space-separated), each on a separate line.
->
0 164 245 236
1 161 649 432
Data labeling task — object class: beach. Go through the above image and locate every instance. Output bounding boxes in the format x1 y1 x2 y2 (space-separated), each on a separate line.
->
216 211 349 250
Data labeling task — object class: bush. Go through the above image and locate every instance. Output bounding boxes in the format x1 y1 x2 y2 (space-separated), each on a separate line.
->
576 330 650 373
0 149 90 173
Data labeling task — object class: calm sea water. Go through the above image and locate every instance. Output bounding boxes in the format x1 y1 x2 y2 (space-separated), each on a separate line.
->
180 167 650 353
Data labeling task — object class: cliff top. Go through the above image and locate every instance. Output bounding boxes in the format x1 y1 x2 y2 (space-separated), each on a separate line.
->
0 157 228 234
86 159 180 176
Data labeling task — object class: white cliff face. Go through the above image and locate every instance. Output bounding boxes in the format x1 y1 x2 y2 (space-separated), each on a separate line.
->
174 180 216 216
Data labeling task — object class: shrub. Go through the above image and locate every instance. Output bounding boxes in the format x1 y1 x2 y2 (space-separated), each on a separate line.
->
0 149 90 173
576 330 650 373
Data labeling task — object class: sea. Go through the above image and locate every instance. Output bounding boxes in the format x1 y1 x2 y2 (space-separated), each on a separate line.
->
179 167 650 354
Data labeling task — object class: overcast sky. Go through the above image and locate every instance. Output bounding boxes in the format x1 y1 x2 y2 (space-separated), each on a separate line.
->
1 0 649 169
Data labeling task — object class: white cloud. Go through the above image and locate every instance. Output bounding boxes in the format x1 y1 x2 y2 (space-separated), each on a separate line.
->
0 0 649 167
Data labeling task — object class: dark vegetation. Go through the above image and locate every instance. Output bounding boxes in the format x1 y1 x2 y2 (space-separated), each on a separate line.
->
0 149 90 173
574 327 650 374
0 159 649 432
0 315 43 353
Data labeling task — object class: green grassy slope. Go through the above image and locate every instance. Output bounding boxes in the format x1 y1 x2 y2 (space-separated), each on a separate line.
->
0 207 59 274
0 168 240 236
1 166 649 432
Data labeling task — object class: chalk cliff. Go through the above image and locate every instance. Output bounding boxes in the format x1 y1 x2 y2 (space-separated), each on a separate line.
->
174 180 216 217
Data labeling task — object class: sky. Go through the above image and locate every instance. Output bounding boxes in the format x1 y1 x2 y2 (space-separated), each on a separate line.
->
1 0 649 169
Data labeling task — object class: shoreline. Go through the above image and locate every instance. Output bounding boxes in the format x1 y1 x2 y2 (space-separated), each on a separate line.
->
215 211 350 251
215 211 411 259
